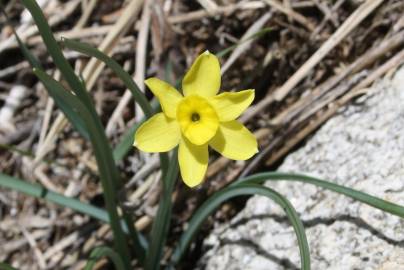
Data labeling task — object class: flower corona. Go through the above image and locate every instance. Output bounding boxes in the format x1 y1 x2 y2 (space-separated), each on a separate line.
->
134 51 258 187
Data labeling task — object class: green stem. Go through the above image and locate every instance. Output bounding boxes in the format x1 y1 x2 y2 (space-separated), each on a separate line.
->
170 184 310 270
145 149 179 270
84 246 126 270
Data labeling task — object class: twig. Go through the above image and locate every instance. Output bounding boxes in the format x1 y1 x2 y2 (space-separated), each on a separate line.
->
197 0 219 14
240 0 383 123
272 0 383 101
20 225 47 269
38 71 60 148
265 48 404 166
262 0 315 31
221 12 272 74
167 1 265 24
310 0 346 38
125 156 159 189
271 29 404 125
0 0 81 53
134 0 151 122
75 0 98 29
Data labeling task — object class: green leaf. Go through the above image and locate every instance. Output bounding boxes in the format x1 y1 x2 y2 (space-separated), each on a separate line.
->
1 3 88 139
33 68 134 268
61 38 153 117
20 0 94 109
233 172 404 218
49 92 90 139
113 120 143 162
0 4 41 69
32 68 89 138
85 246 126 270
145 149 179 270
61 38 170 174
0 262 19 270
0 173 109 223
170 183 310 270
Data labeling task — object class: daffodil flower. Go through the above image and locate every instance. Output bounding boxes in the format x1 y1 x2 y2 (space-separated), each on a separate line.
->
134 51 258 187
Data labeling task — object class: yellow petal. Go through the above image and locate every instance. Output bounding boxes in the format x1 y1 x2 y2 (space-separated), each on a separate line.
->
209 121 258 160
134 113 180 152
145 77 183 118
209 90 255 121
176 95 219 145
182 51 221 98
178 137 208 187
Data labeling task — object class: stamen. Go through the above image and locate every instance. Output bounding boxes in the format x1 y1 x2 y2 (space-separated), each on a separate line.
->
191 112 200 122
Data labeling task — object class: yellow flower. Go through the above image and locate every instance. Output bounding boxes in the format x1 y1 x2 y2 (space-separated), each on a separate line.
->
134 51 258 187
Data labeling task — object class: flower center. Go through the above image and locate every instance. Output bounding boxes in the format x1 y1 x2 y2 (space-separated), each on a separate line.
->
176 95 219 145
191 112 200 122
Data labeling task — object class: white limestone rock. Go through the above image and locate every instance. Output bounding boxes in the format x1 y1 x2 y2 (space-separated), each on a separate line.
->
200 67 404 269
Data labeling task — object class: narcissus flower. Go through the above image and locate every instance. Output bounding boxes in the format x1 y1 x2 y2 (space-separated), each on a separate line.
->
134 51 258 187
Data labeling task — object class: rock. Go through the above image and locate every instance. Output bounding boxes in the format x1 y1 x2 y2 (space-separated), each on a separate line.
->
199 67 404 270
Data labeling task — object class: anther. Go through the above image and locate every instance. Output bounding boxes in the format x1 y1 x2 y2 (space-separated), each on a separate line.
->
191 113 200 122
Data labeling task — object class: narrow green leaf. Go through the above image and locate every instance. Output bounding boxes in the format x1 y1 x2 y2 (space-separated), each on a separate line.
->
0 173 109 222
170 184 310 270
49 92 90 139
2 2 89 139
61 38 153 117
85 246 126 270
233 172 404 218
0 172 146 246
20 0 94 109
61 38 169 174
13 28 42 69
26 68 88 138
145 149 179 270
0 3 41 69
113 120 143 162
33 68 134 268
0 262 19 270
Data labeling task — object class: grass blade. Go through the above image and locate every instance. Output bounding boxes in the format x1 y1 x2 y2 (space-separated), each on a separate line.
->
0 7 88 138
33 68 134 268
0 173 109 222
0 263 18 270
61 38 169 174
233 172 404 218
0 3 41 69
145 149 179 270
113 120 143 162
20 0 94 109
170 183 310 270
85 246 125 270
47 91 90 139
61 38 153 117
29 67 89 138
